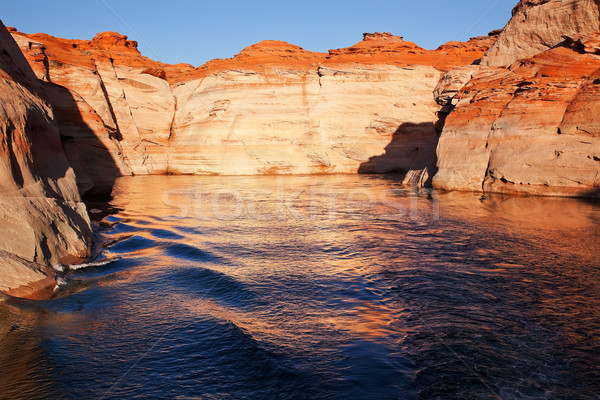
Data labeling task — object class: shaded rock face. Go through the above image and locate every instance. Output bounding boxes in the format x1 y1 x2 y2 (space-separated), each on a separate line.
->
434 1 600 198
10 29 494 195
0 22 92 299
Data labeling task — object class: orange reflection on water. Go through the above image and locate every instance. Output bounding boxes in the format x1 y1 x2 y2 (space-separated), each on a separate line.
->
1 175 600 399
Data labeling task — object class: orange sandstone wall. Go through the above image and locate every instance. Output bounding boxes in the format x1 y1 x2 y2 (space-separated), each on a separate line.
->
9 28 494 195
433 0 600 198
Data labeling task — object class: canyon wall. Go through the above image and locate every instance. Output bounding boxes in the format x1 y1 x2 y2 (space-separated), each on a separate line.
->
7 0 597 201
0 21 92 299
9 29 494 196
481 0 600 67
2 0 598 296
433 0 600 197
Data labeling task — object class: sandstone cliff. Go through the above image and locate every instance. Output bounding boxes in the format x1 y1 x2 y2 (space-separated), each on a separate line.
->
481 0 600 67
433 0 600 198
0 22 92 299
9 29 495 195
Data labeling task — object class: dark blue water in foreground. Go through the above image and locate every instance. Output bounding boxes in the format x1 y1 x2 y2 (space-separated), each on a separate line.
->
1 175 600 399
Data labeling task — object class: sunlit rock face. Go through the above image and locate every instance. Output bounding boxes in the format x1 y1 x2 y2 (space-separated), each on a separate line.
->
0 22 92 299
481 0 600 67
10 28 494 194
433 0 600 197
9 29 176 196
169 48 444 178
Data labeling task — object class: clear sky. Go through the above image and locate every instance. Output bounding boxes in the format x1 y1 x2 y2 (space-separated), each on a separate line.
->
2 0 516 67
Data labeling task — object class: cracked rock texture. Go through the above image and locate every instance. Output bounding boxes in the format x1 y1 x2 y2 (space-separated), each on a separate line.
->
0 21 92 298
9 28 495 195
434 0 600 197
481 0 600 67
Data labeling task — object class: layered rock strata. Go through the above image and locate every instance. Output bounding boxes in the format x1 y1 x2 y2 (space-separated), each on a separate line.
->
0 21 92 298
433 0 600 197
481 0 600 67
9 29 495 195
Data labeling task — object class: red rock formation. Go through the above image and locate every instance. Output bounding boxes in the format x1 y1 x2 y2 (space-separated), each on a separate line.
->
325 31 497 72
0 21 92 298
14 2 596 199
434 0 600 198
10 28 178 195
481 0 600 66
9 28 494 193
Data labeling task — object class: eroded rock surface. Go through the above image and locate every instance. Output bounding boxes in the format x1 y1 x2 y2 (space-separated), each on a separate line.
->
0 22 92 298
10 28 494 194
481 0 600 67
434 1 600 197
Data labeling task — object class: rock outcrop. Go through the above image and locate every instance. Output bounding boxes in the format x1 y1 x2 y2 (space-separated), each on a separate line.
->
0 22 92 299
6 0 598 206
481 0 600 67
169 40 443 178
433 0 600 197
9 28 495 195
9 28 175 196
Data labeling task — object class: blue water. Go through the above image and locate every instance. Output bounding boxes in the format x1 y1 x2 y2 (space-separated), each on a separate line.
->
1 175 599 399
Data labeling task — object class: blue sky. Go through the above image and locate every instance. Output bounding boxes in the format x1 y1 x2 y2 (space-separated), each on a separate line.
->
2 0 516 66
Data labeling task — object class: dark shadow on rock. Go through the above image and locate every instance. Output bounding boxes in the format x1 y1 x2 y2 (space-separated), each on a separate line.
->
43 82 119 199
578 187 600 204
358 122 440 187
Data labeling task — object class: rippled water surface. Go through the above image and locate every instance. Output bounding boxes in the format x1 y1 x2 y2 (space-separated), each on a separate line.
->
1 175 600 399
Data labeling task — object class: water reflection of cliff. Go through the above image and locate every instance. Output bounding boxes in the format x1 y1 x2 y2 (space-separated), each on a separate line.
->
0 300 60 398
0 176 599 398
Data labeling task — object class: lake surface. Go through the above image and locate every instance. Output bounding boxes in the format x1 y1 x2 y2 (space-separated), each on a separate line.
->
1 175 599 399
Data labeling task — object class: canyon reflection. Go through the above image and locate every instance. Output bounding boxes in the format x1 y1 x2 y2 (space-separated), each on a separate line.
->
1 175 599 399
